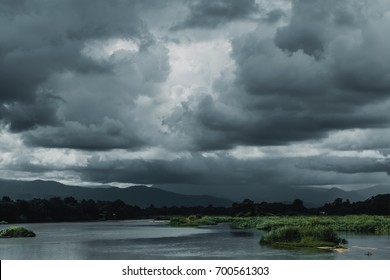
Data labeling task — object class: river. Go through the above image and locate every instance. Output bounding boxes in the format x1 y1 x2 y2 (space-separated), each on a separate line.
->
1 220 390 259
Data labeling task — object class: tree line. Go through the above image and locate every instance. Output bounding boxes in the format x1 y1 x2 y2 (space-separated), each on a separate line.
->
1 194 390 223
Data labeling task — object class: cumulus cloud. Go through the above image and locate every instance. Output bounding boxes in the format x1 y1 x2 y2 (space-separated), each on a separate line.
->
263 9 286 24
164 0 390 151
0 0 171 150
321 128 390 152
19 152 389 193
274 0 366 57
299 155 390 175
172 0 258 30
2 0 390 194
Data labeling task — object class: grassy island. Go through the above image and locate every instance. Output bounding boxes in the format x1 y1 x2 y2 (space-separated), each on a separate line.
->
170 215 390 233
168 214 390 250
259 225 347 248
230 215 390 234
0 226 36 238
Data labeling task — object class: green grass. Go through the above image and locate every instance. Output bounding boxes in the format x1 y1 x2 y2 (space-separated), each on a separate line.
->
169 213 390 249
170 215 390 233
169 214 390 250
169 215 235 227
260 225 347 248
230 215 390 234
0 226 36 238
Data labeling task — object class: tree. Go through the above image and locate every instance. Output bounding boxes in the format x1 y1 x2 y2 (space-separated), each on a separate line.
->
292 199 305 212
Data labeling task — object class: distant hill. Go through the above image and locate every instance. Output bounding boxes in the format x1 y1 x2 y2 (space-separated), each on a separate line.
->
357 184 390 198
154 184 366 206
2 179 388 208
0 179 232 207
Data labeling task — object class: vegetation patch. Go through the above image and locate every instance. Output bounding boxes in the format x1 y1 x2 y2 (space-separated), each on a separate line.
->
260 225 347 248
0 220 8 224
229 215 390 234
0 226 36 238
169 215 234 227
169 215 390 235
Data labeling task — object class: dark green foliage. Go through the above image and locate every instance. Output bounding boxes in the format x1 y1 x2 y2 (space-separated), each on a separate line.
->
260 225 347 248
170 215 234 227
231 215 390 234
2 193 390 225
231 199 308 216
0 197 142 223
0 200 20 222
230 195 390 217
320 195 390 215
2 196 11 202
0 196 231 223
0 226 36 238
260 226 301 243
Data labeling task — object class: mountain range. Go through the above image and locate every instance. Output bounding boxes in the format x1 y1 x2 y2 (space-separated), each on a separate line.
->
154 183 390 206
0 179 232 207
1 179 389 207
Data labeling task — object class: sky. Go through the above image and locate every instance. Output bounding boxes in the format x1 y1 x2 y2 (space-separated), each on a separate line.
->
1 0 390 193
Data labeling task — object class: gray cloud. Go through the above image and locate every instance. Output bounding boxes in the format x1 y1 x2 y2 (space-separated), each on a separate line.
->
0 0 170 150
24 119 144 151
73 155 334 185
321 128 390 152
263 9 286 24
22 41 170 150
2 0 390 195
63 154 390 191
274 0 365 57
300 156 390 175
0 93 61 132
172 0 258 30
0 0 144 100
164 0 390 151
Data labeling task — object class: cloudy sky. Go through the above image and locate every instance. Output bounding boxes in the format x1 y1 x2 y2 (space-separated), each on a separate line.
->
1 0 390 193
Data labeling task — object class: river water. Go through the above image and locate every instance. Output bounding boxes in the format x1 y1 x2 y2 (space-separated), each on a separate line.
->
1 220 390 259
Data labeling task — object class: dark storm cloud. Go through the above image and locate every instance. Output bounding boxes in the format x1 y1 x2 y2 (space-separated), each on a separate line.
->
300 156 390 175
22 40 170 150
321 129 390 151
164 0 390 151
274 0 364 56
0 0 146 122
23 119 144 151
66 154 389 191
172 0 258 30
75 154 300 185
0 0 145 100
263 9 286 24
0 93 61 132
0 0 171 150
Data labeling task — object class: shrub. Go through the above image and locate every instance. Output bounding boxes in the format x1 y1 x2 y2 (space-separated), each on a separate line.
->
260 225 346 248
260 226 301 244
0 226 36 238
170 216 234 227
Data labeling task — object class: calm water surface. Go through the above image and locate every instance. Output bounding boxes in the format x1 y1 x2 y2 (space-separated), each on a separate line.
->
1 220 390 259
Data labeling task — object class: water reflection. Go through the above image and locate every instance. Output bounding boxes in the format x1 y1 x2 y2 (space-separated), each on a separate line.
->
230 230 255 237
